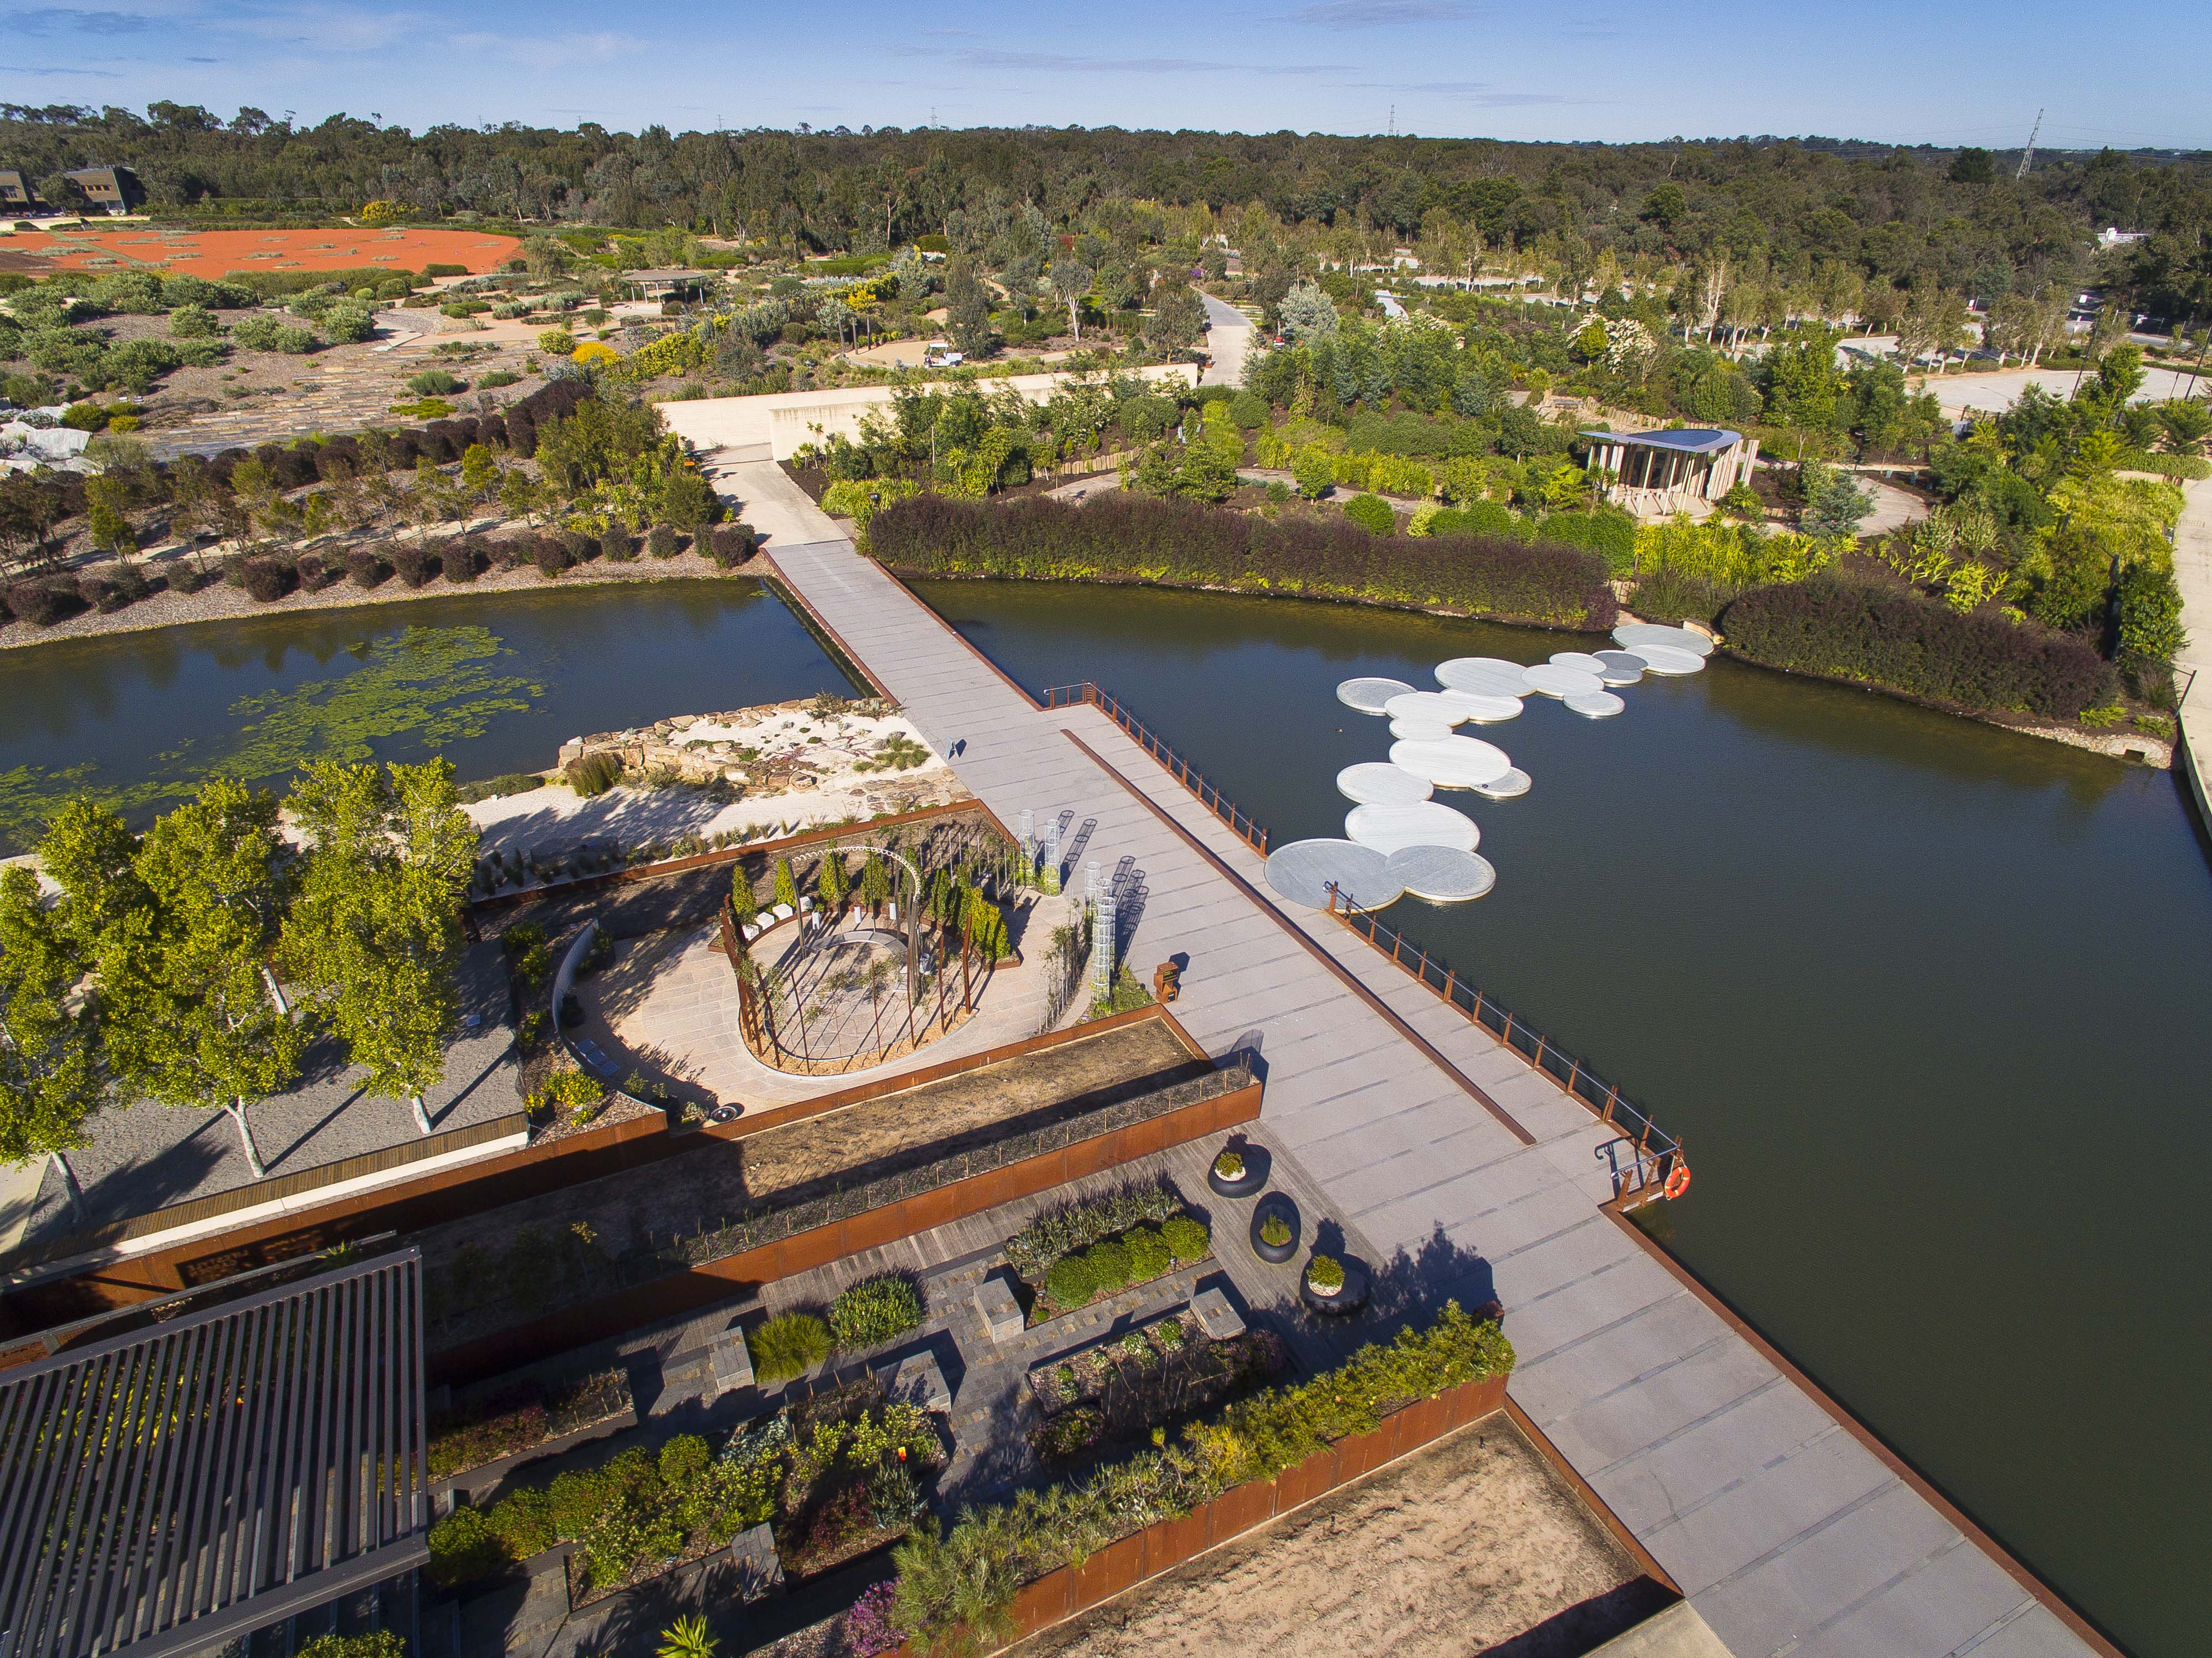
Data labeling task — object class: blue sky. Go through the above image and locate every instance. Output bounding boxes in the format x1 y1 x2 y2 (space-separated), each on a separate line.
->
9 0 2211 151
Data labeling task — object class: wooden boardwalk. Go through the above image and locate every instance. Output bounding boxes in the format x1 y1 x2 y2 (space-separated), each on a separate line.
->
757 528 2107 1658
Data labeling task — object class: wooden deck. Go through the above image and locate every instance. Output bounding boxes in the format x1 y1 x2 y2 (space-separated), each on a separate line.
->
756 530 2107 1658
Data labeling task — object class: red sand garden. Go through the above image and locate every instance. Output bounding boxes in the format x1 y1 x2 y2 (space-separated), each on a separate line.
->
0 224 518 279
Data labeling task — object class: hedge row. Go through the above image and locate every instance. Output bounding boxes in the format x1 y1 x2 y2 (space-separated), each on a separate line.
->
871 493 1618 631
1720 577 2118 718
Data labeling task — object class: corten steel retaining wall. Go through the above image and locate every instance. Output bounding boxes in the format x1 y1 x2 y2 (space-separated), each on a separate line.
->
887 1372 1570 1658
426 1070 1261 1386
0 1005 1206 1345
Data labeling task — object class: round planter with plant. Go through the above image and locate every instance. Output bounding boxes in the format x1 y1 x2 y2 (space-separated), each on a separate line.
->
1251 1199 1299 1263
1207 1141 1267 1198
1304 1253 1345 1298
1298 1250 1370 1317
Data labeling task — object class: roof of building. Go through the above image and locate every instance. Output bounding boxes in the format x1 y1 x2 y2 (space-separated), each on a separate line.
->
0 1252 429 1658
623 268 710 283
1580 427 1742 454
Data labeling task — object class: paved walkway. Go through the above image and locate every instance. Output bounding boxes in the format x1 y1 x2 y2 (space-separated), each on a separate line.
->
2172 477 2212 831
744 521 2103 1658
1199 291 1255 388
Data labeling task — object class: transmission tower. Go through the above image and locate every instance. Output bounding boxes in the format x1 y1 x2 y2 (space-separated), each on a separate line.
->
2015 109 2043 181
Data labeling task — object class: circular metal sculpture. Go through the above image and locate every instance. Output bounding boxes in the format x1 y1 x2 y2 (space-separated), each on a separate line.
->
1614 622 1714 658
1594 650 1648 685
1337 677 1416 714
1337 763 1432 806
1565 690 1626 719
1632 643 1706 676
1438 690 1524 723
1389 736 1513 790
1384 845 1497 903
1383 690 1471 725
1549 651 1611 675
1435 657 1531 699
1522 663 1605 699
1472 767 1532 800
1389 716 1457 742
1344 801 1480 856
1266 838 1404 911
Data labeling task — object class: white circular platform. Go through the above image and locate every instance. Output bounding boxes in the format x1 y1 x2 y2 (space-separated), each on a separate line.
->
1472 767 1532 800
1389 736 1513 790
1549 651 1611 675
1385 846 1497 903
1633 644 1706 676
1565 690 1626 719
1266 838 1404 911
1523 663 1606 699
1337 677 1416 714
1594 651 1647 685
1614 623 1714 658
1439 690 1524 723
1435 657 1532 699
1337 763 1433 806
1383 690 1471 725
1389 717 1457 741
1345 801 1481 856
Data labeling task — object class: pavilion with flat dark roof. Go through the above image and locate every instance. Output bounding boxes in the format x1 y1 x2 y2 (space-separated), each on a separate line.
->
1581 426 1759 516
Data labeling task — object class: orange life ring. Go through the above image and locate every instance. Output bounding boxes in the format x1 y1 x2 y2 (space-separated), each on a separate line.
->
1663 1163 1692 1201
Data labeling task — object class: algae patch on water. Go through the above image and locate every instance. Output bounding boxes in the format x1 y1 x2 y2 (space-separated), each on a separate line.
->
0 625 542 851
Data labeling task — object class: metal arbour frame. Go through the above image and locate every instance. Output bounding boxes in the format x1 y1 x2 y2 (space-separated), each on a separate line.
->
0 1251 430 1658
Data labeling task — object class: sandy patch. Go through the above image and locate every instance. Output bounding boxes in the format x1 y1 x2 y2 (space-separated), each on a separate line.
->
1016 1418 1657 1658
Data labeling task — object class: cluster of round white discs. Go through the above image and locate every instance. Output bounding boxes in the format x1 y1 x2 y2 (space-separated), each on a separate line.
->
1264 623 1712 913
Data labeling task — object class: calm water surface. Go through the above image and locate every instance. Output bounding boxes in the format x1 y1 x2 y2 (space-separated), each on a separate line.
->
0 580 858 852
913 577 2211 1658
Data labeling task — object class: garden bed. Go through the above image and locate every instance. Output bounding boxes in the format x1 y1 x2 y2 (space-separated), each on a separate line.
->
1005 1179 1212 1325
1026 1308 1288 1466
428 1367 633 1482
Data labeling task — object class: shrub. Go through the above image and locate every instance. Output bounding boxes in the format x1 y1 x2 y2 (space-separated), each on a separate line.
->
5 582 74 626
1306 1254 1345 1291
548 1466 610 1540
532 536 571 577
1212 1149 1243 1179
296 552 336 591
231 315 316 354
1123 1225 1171 1281
747 1312 832 1382
1159 1216 1209 1263
708 523 755 566
1341 492 1396 535
1084 1239 1131 1294
391 543 434 587
427 1504 503 1587
480 368 521 388
1033 1406 1105 1465
829 1275 925 1349
488 1486 557 1559
1006 1180 1181 1279
241 556 291 603
871 493 1616 631
344 547 388 588
647 524 679 559
567 752 622 796
1259 1214 1292 1248
442 541 480 584
76 573 127 613
1721 577 2118 719
1044 1254 1094 1309
658 1433 711 1484
297 1634 404 1658
600 524 635 562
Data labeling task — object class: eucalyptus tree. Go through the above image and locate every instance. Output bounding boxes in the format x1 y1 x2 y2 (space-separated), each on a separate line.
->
1048 260 1094 341
99 780 302 1179
283 760 476 1137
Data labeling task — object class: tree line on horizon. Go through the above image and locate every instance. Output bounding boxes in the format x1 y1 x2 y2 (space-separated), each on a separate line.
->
3 105 2208 321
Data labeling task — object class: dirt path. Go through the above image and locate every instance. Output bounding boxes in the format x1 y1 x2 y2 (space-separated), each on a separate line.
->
1015 1418 1666 1658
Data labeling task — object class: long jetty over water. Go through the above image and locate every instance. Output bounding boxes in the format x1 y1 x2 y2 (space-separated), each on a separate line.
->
736 481 2112 1656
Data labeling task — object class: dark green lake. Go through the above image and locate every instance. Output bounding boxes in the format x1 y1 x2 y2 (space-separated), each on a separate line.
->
3 574 2203 1655
912 577 2210 1658
0 580 861 853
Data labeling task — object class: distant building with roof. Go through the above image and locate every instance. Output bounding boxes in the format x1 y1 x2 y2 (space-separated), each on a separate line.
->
62 165 144 216
1580 427 1759 516
0 170 34 211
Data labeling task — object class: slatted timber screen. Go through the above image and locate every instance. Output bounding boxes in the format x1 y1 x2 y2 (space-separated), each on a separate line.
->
0 1251 431 1658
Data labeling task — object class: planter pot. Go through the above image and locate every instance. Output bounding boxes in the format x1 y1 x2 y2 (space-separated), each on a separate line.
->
1250 1198 1299 1264
1208 1143 1269 1199
1299 1256 1371 1317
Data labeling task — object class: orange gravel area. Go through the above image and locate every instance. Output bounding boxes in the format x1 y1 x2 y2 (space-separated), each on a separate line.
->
0 224 517 278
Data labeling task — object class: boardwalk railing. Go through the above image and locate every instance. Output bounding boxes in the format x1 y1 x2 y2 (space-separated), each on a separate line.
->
1041 682 1271 854
1046 678 1687 1199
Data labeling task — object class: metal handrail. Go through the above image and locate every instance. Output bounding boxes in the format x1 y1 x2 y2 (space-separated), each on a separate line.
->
1041 682 1271 853
1046 678 1685 1197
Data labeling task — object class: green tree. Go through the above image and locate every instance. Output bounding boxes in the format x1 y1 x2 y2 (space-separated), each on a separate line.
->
817 848 848 908
1048 260 1093 341
945 259 995 357
282 760 475 1137
0 866 104 1177
1760 324 1846 463
99 781 303 1178
499 467 541 525
38 799 148 958
459 443 500 504
2116 559 2187 677
772 856 797 910
730 865 757 926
